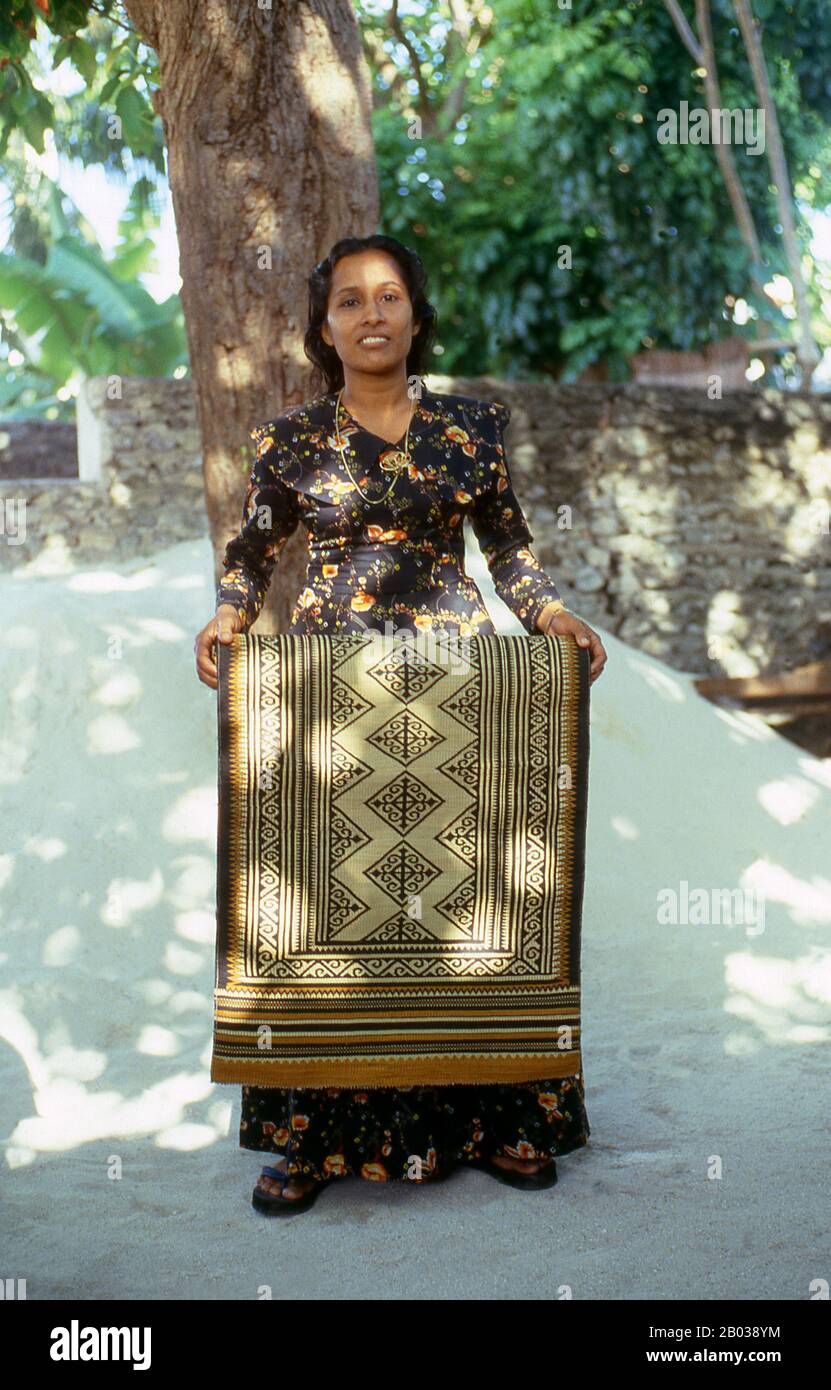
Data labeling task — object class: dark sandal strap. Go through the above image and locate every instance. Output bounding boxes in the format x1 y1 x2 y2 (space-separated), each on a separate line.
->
259 1167 322 1189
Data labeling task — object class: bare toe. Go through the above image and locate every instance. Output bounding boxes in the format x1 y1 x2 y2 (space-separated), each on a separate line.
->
280 1177 315 1201
256 1174 285 1197
491 1154 547 1174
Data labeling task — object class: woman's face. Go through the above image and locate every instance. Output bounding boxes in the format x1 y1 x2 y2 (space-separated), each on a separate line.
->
321 249 420 377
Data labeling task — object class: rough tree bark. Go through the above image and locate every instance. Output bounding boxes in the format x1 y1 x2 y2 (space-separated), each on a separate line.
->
121 0 379 631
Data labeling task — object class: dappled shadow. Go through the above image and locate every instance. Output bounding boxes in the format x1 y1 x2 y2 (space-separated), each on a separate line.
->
0 533 828 1298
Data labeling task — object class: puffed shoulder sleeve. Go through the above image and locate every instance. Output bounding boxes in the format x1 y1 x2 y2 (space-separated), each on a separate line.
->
468 400 563 634
215 421 302 632
491 400 511 432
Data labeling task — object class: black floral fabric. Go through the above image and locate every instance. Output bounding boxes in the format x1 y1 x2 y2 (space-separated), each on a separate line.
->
216 385 564 638
216 384 589 1181
240 1077 590 1183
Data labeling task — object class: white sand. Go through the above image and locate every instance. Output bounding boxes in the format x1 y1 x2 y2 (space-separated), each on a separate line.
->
1 534 829 1301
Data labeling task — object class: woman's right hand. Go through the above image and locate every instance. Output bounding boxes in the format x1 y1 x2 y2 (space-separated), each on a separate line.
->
194 604 246 690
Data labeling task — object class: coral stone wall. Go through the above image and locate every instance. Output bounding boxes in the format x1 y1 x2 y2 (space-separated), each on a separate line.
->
2 374 829 678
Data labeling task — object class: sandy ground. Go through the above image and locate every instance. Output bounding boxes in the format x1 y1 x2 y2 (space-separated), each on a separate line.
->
1 531 829 1301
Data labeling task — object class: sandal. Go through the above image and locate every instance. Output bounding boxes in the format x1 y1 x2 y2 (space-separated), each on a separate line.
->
251 1165 335 1217
472 1156 558 1191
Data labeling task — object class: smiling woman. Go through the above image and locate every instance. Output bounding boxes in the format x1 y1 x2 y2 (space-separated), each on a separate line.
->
197 232 604 1216
315 246 433 444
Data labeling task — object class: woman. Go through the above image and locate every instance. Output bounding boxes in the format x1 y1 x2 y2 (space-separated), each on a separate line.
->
196 234 607 1215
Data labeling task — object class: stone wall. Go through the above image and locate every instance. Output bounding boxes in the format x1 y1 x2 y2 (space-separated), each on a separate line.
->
0 377 205 570
450 376 831 676
2 373 829 678
0 418 78 479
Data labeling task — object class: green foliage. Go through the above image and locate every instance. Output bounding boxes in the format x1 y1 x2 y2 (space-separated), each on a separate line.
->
366 0 831 381
0 3 173 414
0 1 161 165
0 175 184 417
0 0 829 398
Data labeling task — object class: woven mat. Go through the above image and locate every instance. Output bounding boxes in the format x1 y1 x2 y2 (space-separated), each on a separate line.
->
212 632 590 1086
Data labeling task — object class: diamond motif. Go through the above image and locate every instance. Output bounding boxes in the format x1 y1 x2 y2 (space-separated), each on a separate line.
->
365 709 444 766
322 879 370 937
435 807 478 866
361 910 441 943
367 645 446 703
328 809 371 866
330 635 366 670
434 875 477 935
364 841 442 903
331 745 374 798
331 680 373 732
438 676 480 731
437 742 479 796
365 772 442 835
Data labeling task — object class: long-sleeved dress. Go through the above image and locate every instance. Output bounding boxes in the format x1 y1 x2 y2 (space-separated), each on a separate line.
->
215 384 590 1182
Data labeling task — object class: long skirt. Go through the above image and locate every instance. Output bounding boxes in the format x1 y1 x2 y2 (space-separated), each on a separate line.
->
240 1076 590 1181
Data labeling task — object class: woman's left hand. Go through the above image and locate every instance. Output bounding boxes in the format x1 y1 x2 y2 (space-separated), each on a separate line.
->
537 604 607 684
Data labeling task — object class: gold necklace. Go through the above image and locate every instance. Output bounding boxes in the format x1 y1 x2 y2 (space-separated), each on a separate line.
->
334 387 416 505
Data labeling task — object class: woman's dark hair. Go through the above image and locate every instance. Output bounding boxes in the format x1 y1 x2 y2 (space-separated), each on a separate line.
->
304 234 438 396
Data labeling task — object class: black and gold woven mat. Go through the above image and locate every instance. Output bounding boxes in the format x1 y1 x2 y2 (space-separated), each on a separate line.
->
212 632 590 1087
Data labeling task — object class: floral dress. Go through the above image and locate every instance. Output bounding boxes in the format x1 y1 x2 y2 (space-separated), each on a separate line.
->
216 384 590 1182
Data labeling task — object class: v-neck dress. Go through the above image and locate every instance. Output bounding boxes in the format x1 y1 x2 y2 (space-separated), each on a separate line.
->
216 386 590 1182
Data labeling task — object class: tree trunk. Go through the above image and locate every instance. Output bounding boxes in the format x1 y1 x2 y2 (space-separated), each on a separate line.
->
121 0 379 631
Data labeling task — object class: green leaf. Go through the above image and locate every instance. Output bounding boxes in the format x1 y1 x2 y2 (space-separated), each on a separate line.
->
114 85 157 158
66 37 98 87
46 238 161 338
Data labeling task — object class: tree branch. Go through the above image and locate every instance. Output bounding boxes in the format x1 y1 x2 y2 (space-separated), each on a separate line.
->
695 0 765 276
118 0 161 50
732 0 820 380
662 0 704 66
442 0 489 132
389 0 432 117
